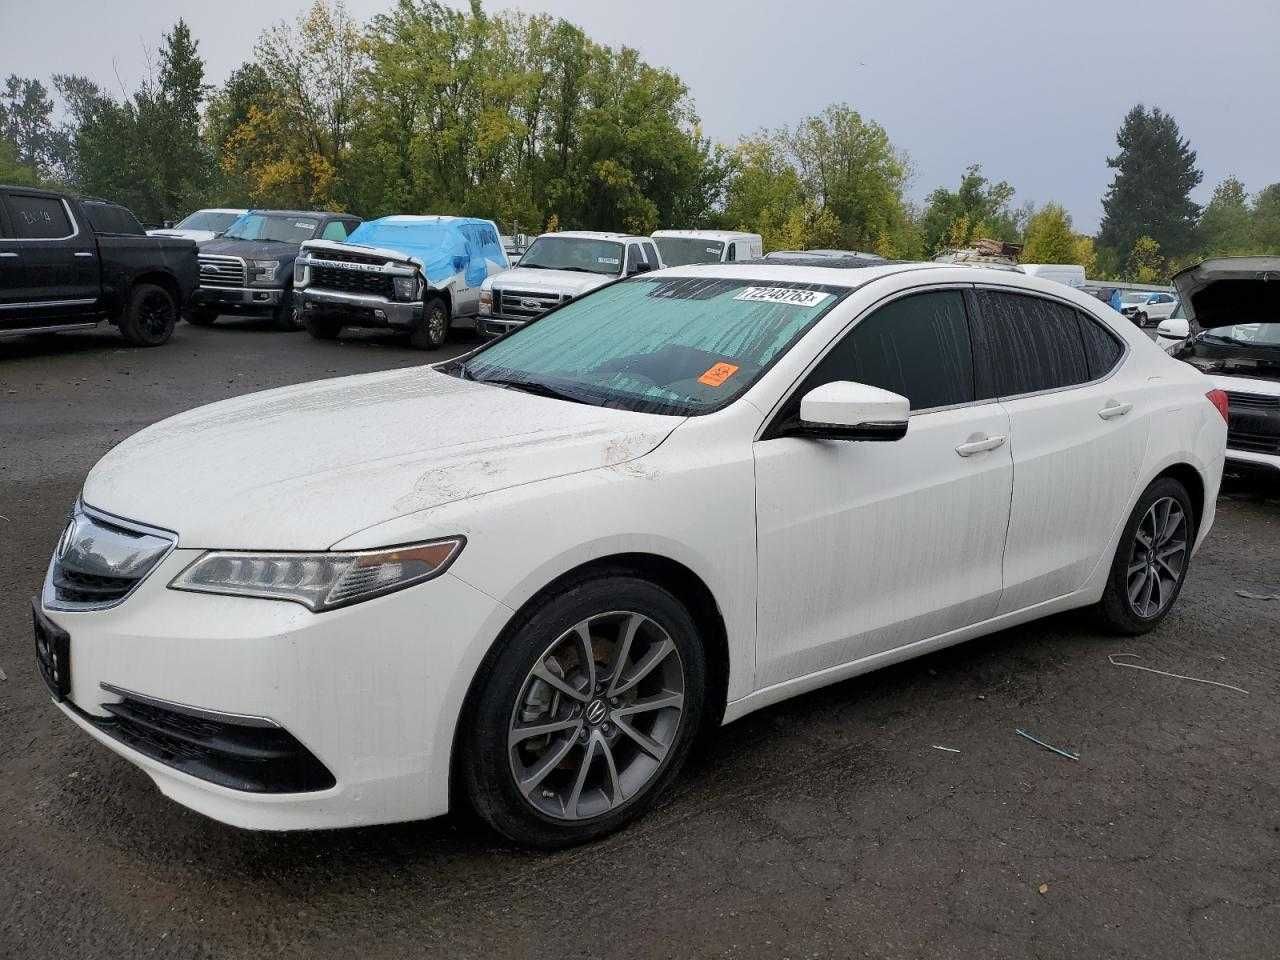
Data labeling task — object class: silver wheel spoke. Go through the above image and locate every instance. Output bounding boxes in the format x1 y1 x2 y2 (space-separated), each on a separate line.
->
612 637 676 697
572 621 597 694
531 661 588 703
509 717 581 748
614 716 667 762
613 690 684 717
599 736 624 804
1128 566 1149 606
566 734 599 816
606 614 643 696
518 732 579 796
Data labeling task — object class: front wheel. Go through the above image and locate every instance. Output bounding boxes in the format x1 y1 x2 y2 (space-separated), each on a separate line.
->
1095 476 1195 634
272 287 302 331
462 575 706 848
1136 311 1148 326
118 283 177 346
409 295 449 350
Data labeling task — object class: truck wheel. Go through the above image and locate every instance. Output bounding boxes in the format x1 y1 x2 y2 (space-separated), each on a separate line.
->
410 296 449 350
118 283 177 346
272 286 302 331
186 307 218 326
305 314 343 341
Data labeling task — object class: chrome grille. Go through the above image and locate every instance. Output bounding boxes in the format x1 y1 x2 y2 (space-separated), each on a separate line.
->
197 254 246 289
44 505 176 610
493 288 565 322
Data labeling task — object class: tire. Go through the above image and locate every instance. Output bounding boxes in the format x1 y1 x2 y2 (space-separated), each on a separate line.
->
462 574 707 848
1095 476 1196 635
186 307 218 326
410 295 449 350
304 314 342 341
118 283 177 346
1137 311 1148 326
272 286 302 331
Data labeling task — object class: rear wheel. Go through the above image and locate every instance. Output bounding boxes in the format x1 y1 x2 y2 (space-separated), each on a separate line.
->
1136 311 1148 326
1096 476 1195 634
410 296 449 350
463 575 706 848
305 314 342 341
118 283 177 346
272 286 302 331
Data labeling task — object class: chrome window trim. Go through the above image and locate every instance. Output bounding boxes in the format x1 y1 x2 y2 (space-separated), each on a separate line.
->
98 682 281 729
968 282 1131 403
0 196 81 243
42 501 179 612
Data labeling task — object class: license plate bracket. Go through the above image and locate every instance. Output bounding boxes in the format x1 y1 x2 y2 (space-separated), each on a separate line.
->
32 600 71 701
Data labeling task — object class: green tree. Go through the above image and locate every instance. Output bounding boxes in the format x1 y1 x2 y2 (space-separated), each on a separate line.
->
1021 202 1078 263
919 164 1020 255
1126 235 1165 283
0 75 58 180
1099 105 1202 260
1252 183 1280 253
1198 176 1253 255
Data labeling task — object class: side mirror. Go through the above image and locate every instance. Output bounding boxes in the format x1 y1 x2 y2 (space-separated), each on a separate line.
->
785 381 909 441
162 220 175 229
629 261 653 275
1156 318 1189 339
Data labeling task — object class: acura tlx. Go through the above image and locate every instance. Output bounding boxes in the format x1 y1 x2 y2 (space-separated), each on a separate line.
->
35 258 1225 848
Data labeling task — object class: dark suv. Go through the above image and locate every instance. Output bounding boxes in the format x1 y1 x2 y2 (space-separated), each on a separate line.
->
191 210 362 330
0 185 198 346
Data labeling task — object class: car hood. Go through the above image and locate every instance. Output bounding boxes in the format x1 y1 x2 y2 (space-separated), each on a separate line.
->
148 228 218 243
81 367 679 550
200 236 303 261
488 267 616 297
1172 256 1280 329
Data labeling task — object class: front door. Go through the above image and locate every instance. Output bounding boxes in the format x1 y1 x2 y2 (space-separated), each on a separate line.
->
753 288 1013 688
0 191 98 329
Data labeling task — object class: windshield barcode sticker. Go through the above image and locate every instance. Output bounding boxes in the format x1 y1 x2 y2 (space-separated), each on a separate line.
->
735 287 831 307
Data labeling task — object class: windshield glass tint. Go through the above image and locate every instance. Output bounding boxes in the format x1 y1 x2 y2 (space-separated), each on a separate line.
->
654 237 724 266
1201 323 1280 347
224 214 320 243
465 277 845 415
519 236 624 275
177 211 241 232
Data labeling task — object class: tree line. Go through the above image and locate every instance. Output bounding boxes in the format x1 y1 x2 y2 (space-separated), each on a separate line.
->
2 0 1277 281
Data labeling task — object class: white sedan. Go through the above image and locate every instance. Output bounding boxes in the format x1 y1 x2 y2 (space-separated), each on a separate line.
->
36 262 1226 848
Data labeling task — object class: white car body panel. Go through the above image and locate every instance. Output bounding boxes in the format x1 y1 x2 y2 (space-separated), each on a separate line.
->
43 262 1226 830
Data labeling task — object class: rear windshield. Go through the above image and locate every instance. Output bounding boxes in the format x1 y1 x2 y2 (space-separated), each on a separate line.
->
175 210 241 232
462 276 846 416
518 236 624 276
223 214 320 244
654 236 724 266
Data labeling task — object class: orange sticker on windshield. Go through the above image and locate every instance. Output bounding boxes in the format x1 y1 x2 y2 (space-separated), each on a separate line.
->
698 362 740 387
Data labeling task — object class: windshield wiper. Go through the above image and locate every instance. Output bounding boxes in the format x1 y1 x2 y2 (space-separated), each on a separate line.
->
476 375 595 405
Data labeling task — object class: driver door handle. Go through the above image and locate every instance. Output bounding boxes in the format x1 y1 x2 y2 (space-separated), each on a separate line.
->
955 434 1007 457
1098 400 1133 420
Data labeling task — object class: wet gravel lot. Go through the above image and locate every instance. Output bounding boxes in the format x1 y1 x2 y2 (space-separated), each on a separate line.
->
2 318 1278 959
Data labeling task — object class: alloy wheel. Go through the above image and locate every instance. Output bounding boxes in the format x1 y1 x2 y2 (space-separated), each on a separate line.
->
428 305 447 344
139 291 175 338
1126 496 1188 618
508 610 685 821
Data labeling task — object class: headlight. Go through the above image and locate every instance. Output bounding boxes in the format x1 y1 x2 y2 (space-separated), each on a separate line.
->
478 289 493 315
169 538 464 612
294 258 307 284
248 259 281 283
392 275 418 301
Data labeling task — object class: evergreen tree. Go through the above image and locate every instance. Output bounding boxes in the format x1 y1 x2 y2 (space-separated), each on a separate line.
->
1198 176 1253 254
0 75 57 180
1252 184 1280 253
1098 105 1202 259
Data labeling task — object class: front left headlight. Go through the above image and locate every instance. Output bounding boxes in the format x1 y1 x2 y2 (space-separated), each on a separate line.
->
392 275 418 301
169 538 464 612
248 259 281 283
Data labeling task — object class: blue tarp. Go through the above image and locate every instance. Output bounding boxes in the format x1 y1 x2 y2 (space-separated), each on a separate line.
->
343 217 507 287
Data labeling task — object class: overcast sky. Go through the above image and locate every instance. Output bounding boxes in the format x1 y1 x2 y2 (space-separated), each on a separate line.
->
2 0 1277 231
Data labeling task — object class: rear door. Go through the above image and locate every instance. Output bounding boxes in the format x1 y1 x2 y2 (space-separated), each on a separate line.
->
0 196 23 314
0 191 99 327
968 287 1149 614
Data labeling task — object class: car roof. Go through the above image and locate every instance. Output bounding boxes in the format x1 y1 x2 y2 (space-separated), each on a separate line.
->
651 229 760 241
247 209 356 219
541 230 651 243
373 215 493 226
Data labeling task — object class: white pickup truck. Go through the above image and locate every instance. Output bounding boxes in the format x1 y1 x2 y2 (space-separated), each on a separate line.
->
477 231 662 337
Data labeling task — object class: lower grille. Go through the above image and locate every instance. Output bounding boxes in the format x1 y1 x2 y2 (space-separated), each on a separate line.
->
1227 429 1280 455
494 288 564 322
311 265 394 298
87 695 335 793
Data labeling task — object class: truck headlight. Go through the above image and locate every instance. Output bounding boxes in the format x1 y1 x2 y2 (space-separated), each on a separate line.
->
169 538 465 612
249 259 281 283
478 289 493 316
392 276 418 301
294 259 307 284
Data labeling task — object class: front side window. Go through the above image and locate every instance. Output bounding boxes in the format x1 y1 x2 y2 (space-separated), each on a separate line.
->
642 241 660 268
223 214 320 244
6 194 73 239
972 290 1091 397
518 236 624 276
653 236 724 266
462 277 846 415
321 220 349 241
785 290 974 415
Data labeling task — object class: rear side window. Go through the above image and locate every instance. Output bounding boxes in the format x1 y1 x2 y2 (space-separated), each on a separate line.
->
321 220 348 241
794 290 975 413
84 201 143 235
7 193 74 239
642 241 659 267
1076 311 1125 379
972 290 1090 398
726 242 737 262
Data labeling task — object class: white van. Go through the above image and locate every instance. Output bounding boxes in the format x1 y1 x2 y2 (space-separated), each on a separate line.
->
652 230 763 266
1019 263 1087 289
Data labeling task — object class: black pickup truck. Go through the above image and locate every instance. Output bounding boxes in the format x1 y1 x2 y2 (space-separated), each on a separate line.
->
0 184 198 346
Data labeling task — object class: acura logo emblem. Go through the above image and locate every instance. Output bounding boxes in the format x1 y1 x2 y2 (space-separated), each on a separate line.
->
585 699 608 725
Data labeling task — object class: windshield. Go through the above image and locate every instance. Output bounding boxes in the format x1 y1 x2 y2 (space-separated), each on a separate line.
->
654 236 724 266
223 213 321 244
461 277 844 416
1199 323 1280 348
176 211 241 233
519 236 624 276
1121 291 1152 304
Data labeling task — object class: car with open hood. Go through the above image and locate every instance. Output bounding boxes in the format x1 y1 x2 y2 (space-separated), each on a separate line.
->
36 260 1223 848
1170 256 1280 478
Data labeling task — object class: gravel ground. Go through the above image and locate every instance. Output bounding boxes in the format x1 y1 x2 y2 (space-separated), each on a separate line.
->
2 317 1278 960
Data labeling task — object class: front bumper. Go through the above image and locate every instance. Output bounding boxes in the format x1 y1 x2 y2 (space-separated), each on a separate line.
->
477 316 525 338
300 288 421 329
39 548 506 830
1225 447 1280 477
192 286 284 312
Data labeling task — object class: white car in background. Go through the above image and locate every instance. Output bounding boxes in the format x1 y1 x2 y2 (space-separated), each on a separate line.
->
147 208 248 245
651 230 763 266
1119 290 1178 326
36 261 1224 848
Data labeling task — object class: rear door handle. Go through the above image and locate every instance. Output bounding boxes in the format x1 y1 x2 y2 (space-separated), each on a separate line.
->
74 252 95 258
955 434 1007 457
1098 400 1133 420
0 252 18 258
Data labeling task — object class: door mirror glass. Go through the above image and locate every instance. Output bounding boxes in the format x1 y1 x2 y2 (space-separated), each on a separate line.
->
793 381 909 441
